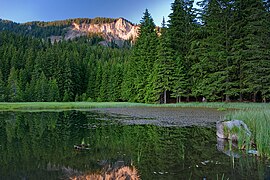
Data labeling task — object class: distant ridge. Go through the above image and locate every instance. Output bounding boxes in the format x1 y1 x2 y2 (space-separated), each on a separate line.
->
0 17 139 47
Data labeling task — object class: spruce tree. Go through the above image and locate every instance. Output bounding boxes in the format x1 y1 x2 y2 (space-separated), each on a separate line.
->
147 18 175 103
168 0 194 56
7 67 22 102
0 71 5 101
132 9 158 102
171 57 187 102
232 0 270 101
48 79 60 102
168 0 195 101
99 62 109 102
188 0 234 101
35 72 49 102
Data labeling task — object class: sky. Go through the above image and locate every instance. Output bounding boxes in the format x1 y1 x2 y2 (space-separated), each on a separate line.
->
0 0 178 25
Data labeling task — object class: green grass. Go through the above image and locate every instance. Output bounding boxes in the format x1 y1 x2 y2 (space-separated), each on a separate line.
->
0 102 269 111
227 110 270 158
0 102 147 111
152 102 270 110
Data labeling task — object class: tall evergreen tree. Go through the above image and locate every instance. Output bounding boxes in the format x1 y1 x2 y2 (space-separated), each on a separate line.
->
99 62 109 102
131 9 158 102
188 0 235 101
147 18 175 103
35 72 49 102
168 0 195 101
48 79 60 102
0 71 5 101
56 54 73 102
168 0 195 56
7 67 22 102
232 0 270 101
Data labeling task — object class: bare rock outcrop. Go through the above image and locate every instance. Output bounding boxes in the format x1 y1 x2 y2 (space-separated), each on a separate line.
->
66 18 139 46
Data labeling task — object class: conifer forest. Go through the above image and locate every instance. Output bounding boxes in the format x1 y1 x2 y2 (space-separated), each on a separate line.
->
0 0 269 103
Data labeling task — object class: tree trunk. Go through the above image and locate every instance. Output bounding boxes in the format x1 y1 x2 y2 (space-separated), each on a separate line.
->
164 90 167 104
239 93 243 102
225 94 230 102
253 92 257 102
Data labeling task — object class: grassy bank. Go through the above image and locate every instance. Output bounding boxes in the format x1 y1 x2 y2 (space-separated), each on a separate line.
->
0 102 147 111
227 110 270 158
0 102 269 111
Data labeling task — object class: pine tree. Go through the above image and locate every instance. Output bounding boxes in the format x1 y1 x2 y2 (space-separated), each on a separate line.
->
7 67 22 102
35 72 49 102
168 0 194 56
94 61 102 101
63 90 70 102
56 53 74 102
108 61 123 102
86 55 97 100
99 62 109 102
132 9 158 102
0 71 5 101
121 56 137 102
168 0 195 101
232 0 270 102
171 57 187 102
48 79 60 102
24 83 33 102
188 0 235 101
147 17 175 103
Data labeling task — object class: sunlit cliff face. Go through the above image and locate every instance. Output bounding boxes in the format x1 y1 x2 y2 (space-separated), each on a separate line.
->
70 166 140 180
66 18 139 43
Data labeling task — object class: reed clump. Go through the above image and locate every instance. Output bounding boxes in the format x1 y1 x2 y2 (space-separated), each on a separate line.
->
227 110 270 158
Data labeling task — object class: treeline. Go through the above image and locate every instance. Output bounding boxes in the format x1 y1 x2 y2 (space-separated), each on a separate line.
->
0 19 68 38
125 0 270 103
0 32 129 102
0 17 119 38
0 0 270 103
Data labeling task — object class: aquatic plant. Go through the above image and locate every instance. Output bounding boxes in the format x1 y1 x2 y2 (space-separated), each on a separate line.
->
227 110 270 158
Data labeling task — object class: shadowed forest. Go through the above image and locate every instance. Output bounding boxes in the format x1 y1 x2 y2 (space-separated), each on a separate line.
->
0 0 269 103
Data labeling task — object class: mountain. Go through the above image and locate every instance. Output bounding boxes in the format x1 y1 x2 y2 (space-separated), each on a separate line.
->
0 17 139 47
56 18 139 47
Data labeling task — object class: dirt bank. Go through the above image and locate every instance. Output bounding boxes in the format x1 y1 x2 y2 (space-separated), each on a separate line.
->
91 107 227 127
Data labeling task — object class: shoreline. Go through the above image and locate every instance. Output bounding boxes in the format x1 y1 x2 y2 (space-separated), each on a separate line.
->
0 102 268 111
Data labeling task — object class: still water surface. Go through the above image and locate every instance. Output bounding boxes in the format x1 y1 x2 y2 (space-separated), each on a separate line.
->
0 110 269 179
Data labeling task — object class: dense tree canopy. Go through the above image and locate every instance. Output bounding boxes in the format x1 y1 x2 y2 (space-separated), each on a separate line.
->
0 0 269 103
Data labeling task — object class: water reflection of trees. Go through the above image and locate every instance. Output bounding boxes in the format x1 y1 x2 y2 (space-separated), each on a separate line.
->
0 111 268 179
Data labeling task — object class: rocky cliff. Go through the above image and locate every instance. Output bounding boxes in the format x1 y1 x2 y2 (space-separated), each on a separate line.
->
61 18 139 46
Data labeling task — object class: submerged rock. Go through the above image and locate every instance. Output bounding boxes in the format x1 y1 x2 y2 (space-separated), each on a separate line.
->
216 119 251 141
217 137 241 158
216 120 260 157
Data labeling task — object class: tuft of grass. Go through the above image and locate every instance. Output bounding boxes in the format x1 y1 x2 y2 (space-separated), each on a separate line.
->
227 110 270 158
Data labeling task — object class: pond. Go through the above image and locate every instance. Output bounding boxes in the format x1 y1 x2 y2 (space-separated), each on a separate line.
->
0 110 269 179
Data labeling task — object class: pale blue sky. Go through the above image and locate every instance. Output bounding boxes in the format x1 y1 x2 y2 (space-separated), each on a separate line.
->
0 0 198 25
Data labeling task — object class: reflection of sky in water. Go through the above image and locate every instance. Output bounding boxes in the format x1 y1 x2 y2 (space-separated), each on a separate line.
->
0 110 268 179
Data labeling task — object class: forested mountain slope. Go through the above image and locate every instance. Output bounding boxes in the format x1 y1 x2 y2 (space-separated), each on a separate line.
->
0 0 269 103
0 17 139 47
